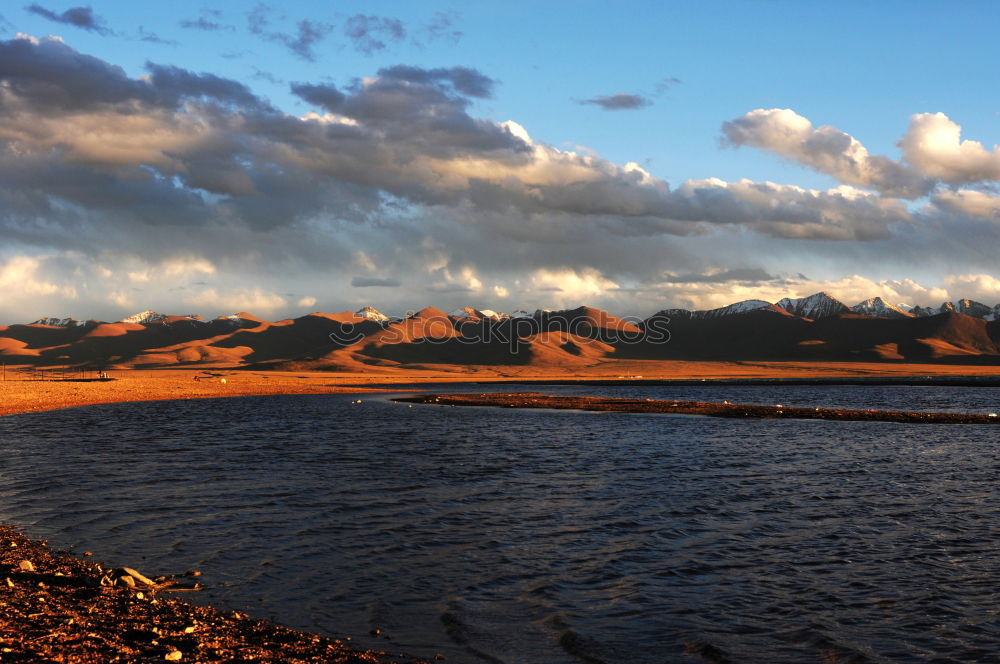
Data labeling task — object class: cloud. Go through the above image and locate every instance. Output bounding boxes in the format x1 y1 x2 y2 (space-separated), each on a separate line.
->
578 93 651 111
529 268 619 303
179 15 235 32
578 77 680 111
665 267 775 283
297 295 317 307
351 277 401 287
899 112 1000 185
654 77 682 93
25 4 112 35
0 35 921 284
343 14 405 54
6 37 1000 323
136 27 176 45
282 20 332 61
722 108 932 198
942 274 1000 303
183 287 287 312
421 11 461 44
931 189 1000 220
245 5 331 61
0 254 77 298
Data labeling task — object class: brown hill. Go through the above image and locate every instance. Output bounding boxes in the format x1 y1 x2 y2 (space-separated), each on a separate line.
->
4 306 1000 369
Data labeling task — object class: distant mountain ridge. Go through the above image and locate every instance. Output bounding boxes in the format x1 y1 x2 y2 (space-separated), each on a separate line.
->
7 292 1000 369
26 293 1000 331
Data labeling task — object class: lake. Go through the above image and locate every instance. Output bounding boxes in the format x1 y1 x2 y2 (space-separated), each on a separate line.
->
1 383 999 663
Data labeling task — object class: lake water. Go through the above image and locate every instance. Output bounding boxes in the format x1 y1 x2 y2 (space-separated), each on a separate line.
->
1 384 999 663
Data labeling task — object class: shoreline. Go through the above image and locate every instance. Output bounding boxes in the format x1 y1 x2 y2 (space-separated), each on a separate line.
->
6 362 1000 418
0 524 432 663
396 392 1000 423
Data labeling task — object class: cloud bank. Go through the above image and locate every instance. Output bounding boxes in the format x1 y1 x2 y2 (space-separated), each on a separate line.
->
0 35 999 321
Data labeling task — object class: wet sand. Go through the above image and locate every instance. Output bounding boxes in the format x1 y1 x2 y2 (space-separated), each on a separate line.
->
396 392 1000 423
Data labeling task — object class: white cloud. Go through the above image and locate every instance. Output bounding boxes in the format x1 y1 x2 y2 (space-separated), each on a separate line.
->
899 112 1000 185
722 108 931 198
0 255 77 298
163 257 216 277
942 274 1000 302
297 295 317 307
529 268 619 303
183 288 286 313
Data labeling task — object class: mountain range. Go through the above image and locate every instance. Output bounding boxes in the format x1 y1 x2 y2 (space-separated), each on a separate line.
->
6 292 1000 369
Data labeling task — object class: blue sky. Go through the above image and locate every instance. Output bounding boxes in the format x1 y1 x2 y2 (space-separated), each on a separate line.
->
3 1 1000 320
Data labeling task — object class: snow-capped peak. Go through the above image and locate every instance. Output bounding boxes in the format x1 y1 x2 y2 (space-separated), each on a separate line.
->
118 309 167 324
32 317 82 327
695 299 774 319
776 292 851 319
852 297 914 319
118 310 201 324
449 306 479 319
955 298 993 318
355 306 389 323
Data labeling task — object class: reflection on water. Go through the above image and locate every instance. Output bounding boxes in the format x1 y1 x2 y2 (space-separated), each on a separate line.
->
1 384 999 663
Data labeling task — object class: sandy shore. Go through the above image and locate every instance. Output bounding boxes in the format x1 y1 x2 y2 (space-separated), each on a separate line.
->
6 360 1000 417
397 392 1000 423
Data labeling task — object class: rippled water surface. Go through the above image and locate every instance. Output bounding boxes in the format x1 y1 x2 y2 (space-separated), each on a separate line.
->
2 384 1000 663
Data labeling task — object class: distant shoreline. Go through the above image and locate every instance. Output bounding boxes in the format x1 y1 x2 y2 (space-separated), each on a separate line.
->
396 392 1000 424
5 363 1000 418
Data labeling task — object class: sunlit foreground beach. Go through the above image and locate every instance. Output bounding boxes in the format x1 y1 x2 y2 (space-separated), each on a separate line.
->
6 360 1000 417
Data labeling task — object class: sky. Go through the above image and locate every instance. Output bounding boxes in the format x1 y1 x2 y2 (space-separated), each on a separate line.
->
3 1 1000 322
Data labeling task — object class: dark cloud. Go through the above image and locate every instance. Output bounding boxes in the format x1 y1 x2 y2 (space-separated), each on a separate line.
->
654 77 682 93
282 19 331 61
0 38 264 114
251 68 283 85
343 14 405 54
666 268 774 283
145 63 263 108
25 4 112 35
579 93 651 111
0 37 152 110
246 3 274 36
179 16 234 32
379 65 494 98
137 27 176 45
290 65 516 158
421 11 462 44
351 276 401 287
244 5 330 61
0 33 932 303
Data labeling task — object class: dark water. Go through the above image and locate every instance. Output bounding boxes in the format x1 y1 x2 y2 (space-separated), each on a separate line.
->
2 384 1000 663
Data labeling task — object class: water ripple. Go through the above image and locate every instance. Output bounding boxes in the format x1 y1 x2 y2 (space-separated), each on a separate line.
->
0 385 999 662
